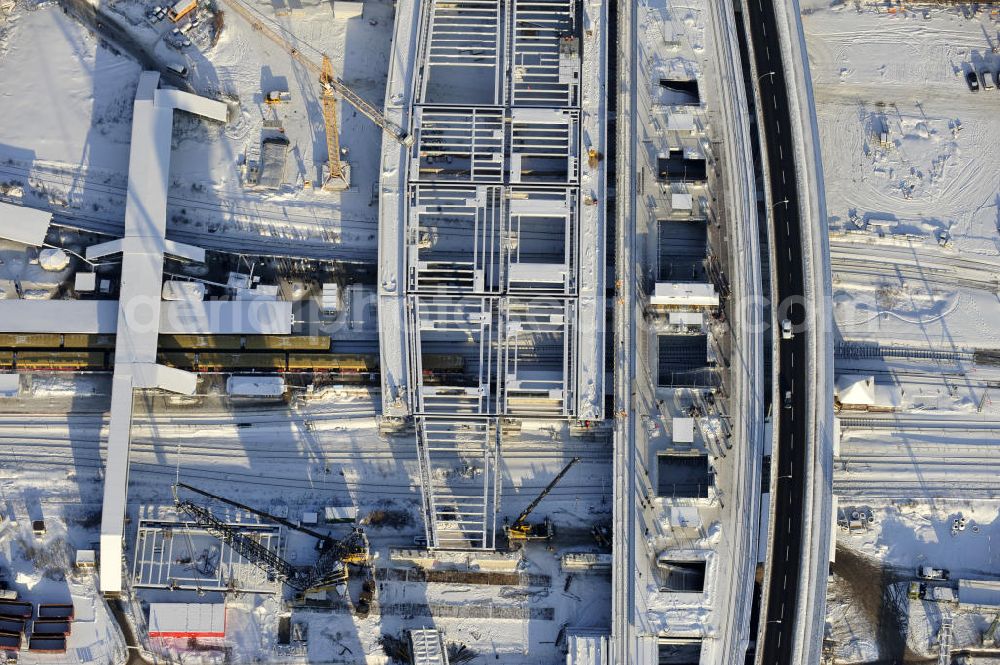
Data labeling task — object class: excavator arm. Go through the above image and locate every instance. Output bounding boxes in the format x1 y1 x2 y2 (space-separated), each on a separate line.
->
511 457 581 529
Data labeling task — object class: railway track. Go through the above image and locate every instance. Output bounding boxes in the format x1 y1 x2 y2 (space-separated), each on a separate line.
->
0 451 612 499
2 163 571 264
837 415 1000 430
832 478 1000 499
830 255 998 293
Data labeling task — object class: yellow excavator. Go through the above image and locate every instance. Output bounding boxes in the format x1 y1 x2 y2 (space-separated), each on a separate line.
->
504 457 580 544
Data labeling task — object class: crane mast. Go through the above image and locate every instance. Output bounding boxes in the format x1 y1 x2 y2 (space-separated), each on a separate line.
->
215 0 412 189
174 484 369 592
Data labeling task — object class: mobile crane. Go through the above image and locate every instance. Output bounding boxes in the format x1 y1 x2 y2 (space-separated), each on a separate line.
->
173 483 369 593
215 0 412 190
504 457 580 544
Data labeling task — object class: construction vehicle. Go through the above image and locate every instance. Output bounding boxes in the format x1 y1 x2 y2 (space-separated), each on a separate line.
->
504 457 580 544
173 483 369 593
908 581 956 604
917 566 949 581
213 0 412 191
983 612 1000 647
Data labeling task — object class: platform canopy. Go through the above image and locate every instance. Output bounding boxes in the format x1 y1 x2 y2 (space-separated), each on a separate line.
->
0 201 52 246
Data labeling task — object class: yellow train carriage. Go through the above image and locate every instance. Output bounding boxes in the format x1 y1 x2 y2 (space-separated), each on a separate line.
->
0 351 13 368
421 354 464 373
158 335 244 350
286 353 378 372
14 351 108 371
62 334 116 349
244 335 331 352
0 333 64 348
195 352 288 372
156 352 198 370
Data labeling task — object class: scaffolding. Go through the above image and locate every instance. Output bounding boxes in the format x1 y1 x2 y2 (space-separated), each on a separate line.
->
380 0 602 550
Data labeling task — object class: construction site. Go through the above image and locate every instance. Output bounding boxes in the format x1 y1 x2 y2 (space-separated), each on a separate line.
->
0 0 613 662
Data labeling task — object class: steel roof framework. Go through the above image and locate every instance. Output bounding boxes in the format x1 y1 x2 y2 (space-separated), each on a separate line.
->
383 0 600 550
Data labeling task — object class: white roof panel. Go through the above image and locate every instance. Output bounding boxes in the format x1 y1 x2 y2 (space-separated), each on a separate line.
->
227 376 285 397
160 301 292 335
673 417 695 443
0 374 19 397
148 603 226 637
959 580 1000 608
651 282 718 307
155 89 228 123
0 202 51 246
0 300 118 333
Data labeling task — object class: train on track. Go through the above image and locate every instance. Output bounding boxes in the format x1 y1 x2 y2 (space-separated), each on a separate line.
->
0 333 463 376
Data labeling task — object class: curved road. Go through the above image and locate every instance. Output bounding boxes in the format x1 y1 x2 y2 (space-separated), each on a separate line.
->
742 0 809 662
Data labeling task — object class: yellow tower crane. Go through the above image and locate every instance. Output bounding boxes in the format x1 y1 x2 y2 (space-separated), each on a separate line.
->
216 0 412 191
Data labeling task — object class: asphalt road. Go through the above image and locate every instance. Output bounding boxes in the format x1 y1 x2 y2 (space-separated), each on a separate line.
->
742 0 810 661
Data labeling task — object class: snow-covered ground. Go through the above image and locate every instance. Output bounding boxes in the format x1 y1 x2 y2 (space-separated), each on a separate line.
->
801 3 1000 662
0 378 612 662
826 500 1000 663
0 0 393 257
801 0 1000 350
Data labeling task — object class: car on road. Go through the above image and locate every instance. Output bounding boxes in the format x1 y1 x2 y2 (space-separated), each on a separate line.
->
781 319 793 340
966 70 980 92
783 390 792 409
982 68 996 90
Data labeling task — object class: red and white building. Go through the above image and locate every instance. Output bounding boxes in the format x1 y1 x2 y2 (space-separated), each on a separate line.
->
148 603 226 639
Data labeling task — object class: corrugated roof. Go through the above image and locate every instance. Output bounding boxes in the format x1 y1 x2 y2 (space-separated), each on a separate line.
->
148 603 226 637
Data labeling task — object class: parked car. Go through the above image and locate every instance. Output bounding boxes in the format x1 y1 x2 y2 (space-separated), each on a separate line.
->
981 68 996 90
966 69 980 92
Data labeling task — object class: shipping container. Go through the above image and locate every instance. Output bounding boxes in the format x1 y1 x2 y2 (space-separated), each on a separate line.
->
0 600 32 619
0 617 24 634
28 634 67 653
37 604 74 621
0 631 22 650
422 354 464 373
31 620 71 636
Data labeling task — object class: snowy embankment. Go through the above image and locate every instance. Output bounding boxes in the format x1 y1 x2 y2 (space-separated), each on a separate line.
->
705 0 764 662
773 1 835 663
